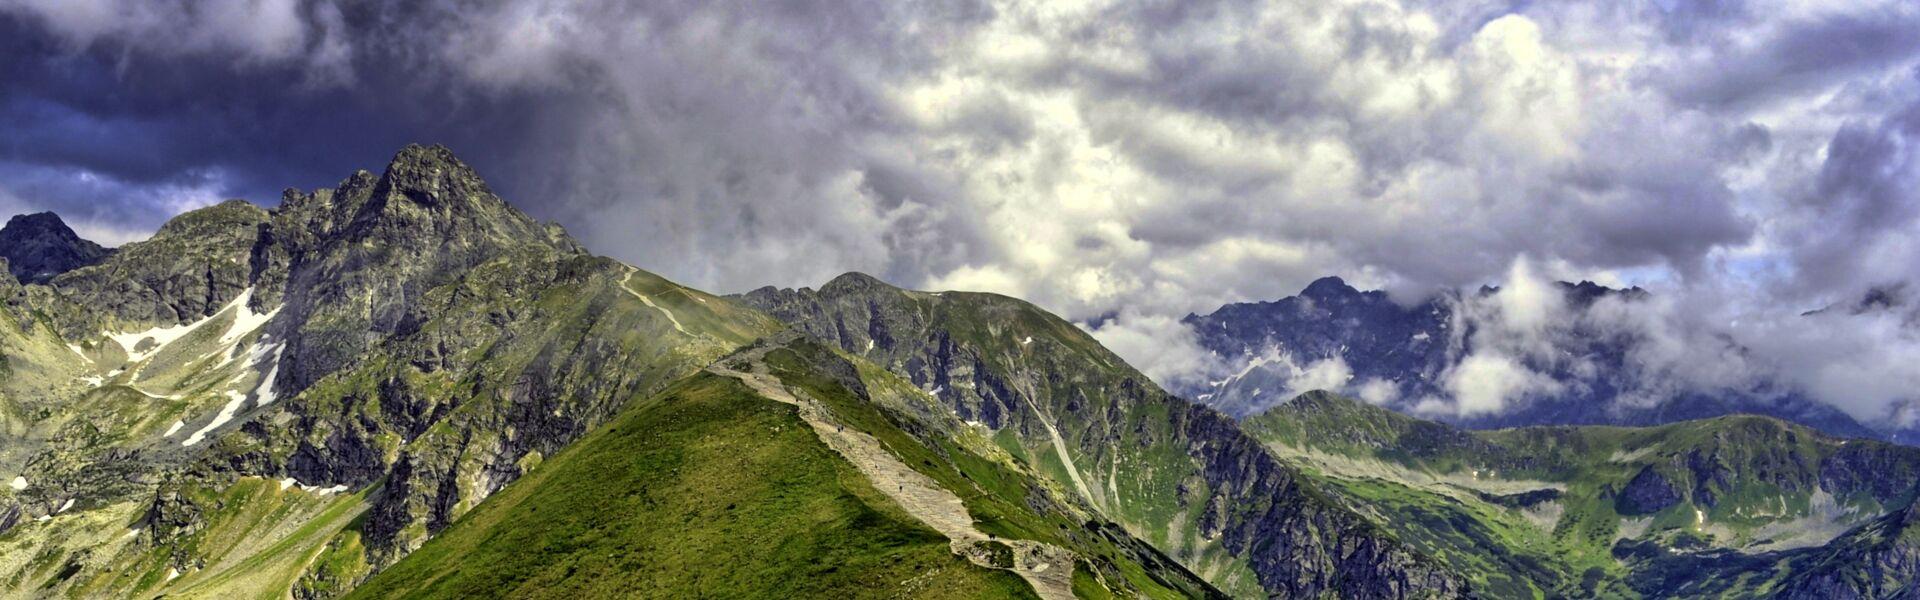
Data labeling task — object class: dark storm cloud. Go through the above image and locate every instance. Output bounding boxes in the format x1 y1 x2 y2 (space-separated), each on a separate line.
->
1658 7 1920 110
1782 90 1920 295
0 1 635 246
0 6 573 233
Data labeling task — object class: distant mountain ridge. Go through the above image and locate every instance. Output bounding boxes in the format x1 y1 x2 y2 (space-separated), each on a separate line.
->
1182 276 1883 440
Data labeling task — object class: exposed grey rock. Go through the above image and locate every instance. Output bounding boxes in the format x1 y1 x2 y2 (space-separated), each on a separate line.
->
1616 465 1682 515
49 200 268 328
0 212 113 285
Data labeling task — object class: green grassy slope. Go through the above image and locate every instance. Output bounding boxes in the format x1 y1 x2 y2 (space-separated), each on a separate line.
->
755 337 1225 599
350 370 1036 599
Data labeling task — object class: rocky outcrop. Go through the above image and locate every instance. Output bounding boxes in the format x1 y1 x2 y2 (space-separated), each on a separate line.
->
49 201 267 328
1822 441 1920 504
0 212 112 285
1616 465 1682 515
272 144 583 393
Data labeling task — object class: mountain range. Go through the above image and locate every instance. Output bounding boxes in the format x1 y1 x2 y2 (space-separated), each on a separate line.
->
0 145 1915 599
1182 276 1898 442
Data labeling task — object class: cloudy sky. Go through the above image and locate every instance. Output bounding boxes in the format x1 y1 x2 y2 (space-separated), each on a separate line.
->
3 0 1918 419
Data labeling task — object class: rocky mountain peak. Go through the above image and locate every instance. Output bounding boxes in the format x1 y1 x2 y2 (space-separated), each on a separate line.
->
1300 275 1359 300
370 143 490 208
0 211 112 284
42 201 267 327
1557 279 1648 306
819 271 893 295
1856 283 1909 311
324 143 577 256
4 211 70 233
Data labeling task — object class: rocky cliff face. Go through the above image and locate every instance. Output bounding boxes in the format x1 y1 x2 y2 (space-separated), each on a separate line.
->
269 144 584 393
49 200 267 330
0 212 113 284
739 273 1468 599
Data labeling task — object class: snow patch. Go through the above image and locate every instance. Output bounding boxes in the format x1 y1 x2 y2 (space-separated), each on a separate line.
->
1212 353 1281 387
1021 336 1033 345
68 344 92 362
215 289 279 345
109 289 279 369
279 477 298 491
8 476 25 491
163 420 184 437
57 498 74 513
252 347 284 406
183 343 283 446
81 376 103 388
296 483 349 495
166 568 180 582
108 311 219 362
183 391 248 447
